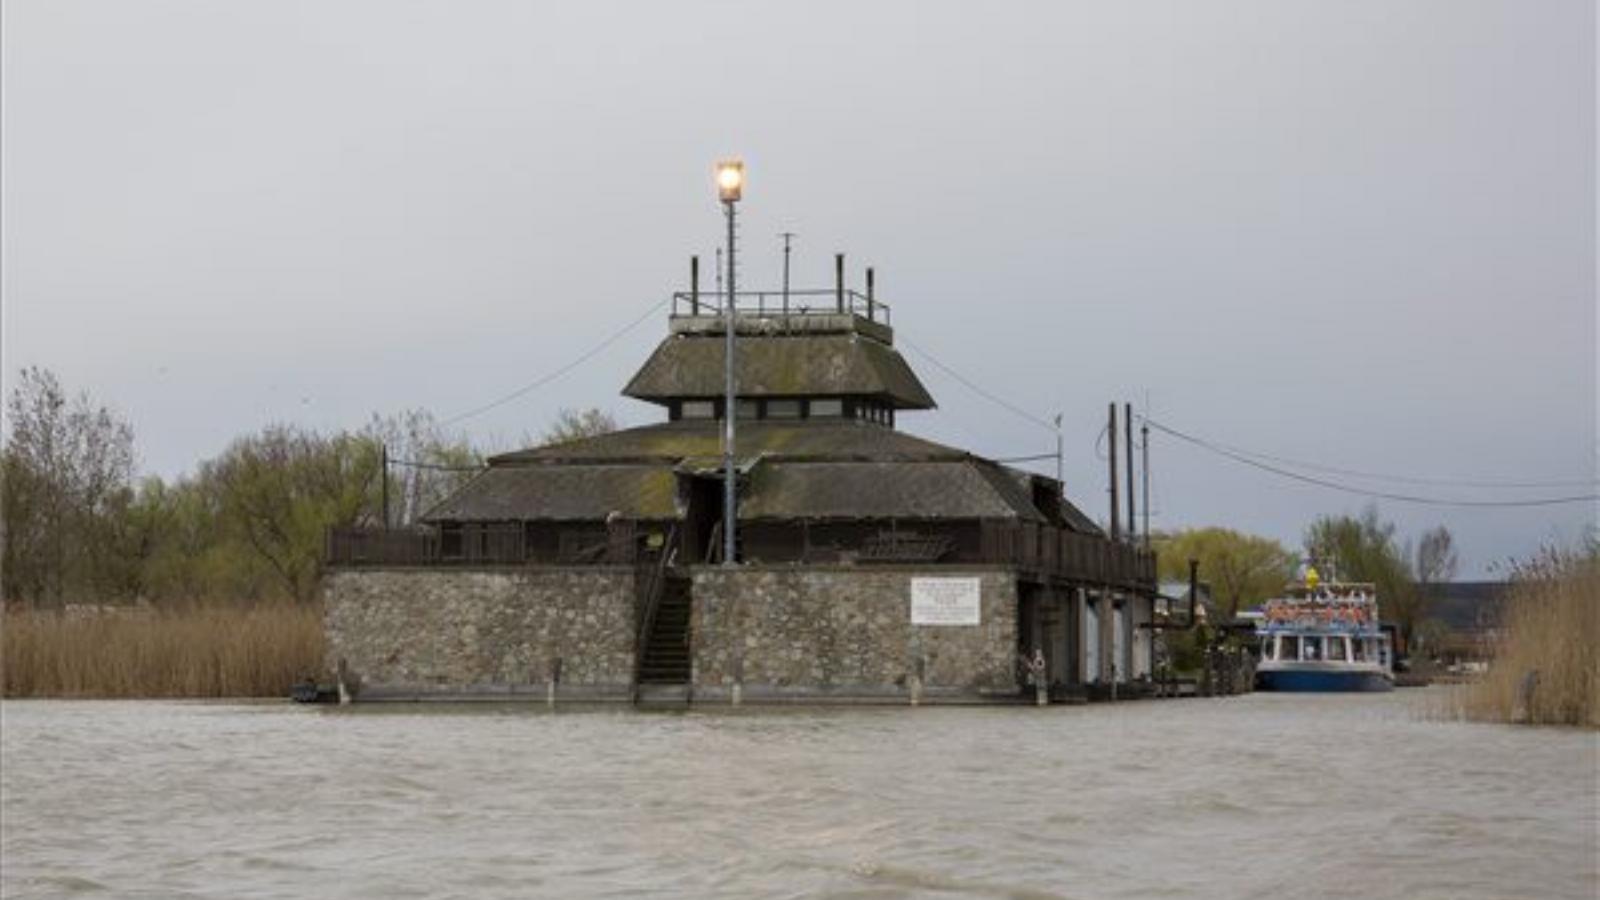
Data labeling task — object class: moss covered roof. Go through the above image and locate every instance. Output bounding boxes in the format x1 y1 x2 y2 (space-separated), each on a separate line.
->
740 461 1044 521
622 333 936 409
424 465 678 522
490 420 966 465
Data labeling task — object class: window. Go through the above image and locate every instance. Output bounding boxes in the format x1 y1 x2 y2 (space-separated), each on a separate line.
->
1352 639 1367 662
1280 635 1299 660
737 399 760 419
1260 638 1275 661
681 400 715 420
809 398 843 418
1303 636 1323 661
766 399 801 419
1326 636 1347 662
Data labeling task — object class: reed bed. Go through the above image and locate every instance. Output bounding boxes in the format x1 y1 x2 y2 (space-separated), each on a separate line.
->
2 603 325 698
1455 549 1598 728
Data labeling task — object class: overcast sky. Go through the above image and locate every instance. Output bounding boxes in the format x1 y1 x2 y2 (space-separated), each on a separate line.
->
3 1 1594 577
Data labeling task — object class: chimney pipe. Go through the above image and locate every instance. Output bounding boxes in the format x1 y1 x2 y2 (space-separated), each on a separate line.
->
835 253 845 313
866 267 876 321
690 255 700 315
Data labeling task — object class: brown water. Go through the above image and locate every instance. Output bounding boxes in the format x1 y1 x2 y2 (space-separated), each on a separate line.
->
2 690 1594 899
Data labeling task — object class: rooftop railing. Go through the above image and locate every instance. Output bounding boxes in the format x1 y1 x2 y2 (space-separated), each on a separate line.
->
670 289 890 325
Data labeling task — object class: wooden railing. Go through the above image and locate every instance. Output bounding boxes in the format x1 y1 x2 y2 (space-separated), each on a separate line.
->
325 523 639 567
978 520 1156 586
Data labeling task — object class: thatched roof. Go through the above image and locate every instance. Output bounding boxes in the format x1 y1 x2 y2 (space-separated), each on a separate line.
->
425 421 1108 531
490 420 966 465
622 333 936 409
424 465 678 522
740 461 1044 521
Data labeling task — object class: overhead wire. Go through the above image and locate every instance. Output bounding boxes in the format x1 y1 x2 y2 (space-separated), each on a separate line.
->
897 333 1058 433
1143 418 1600 509
438 296 670 427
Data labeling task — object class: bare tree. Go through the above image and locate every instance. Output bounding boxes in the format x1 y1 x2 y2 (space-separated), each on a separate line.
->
363 409 483 526
540 407 618 446
1415 526 1458 587
1 368 135 607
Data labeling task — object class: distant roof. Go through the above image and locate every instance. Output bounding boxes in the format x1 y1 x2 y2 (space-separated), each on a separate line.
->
1424 581 1508 631
622 333 936 409
424 465 678 521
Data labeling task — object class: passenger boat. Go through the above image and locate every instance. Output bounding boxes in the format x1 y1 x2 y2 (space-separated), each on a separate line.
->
1254 568 1394 692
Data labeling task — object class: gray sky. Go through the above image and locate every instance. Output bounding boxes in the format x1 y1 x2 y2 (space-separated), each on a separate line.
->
3 1 1595 577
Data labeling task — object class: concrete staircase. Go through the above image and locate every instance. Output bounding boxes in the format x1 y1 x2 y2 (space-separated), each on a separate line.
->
637 575 692 702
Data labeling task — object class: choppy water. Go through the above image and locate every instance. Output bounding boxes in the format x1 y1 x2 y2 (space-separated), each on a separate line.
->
2 690 1595 899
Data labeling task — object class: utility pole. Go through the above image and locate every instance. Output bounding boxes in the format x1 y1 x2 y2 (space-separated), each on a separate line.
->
381 442 390 530
1108 403 1120 542
1125 401 1135 545
779 231 796 316
1141 417 1150 548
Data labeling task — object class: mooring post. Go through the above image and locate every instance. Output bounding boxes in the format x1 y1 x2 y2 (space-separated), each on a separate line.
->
1033 648 1048 707
910 654 926 706
336 658 351 706
548 656 562 709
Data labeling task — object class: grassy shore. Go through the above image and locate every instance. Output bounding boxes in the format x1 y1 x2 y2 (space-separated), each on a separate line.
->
2 603 325 698
1457 550 1598 728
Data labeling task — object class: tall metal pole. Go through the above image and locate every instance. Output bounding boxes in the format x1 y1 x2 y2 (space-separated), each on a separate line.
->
780 232 795 316
1124 402 1135 544
1107 403 1120 542
1141 419 1150 548
722 200 738 566
1054 414 1063 488
381 442 390 530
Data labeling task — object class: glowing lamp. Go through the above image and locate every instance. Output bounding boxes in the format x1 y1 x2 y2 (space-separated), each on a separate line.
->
715 159 744 202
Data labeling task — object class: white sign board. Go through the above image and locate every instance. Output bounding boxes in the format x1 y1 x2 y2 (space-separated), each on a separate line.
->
910 577 982 626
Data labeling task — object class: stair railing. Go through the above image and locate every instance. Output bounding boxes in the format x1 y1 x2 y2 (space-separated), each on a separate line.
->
632 524 679 702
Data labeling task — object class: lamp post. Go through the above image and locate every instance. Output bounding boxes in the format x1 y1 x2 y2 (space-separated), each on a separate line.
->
716 159 744 567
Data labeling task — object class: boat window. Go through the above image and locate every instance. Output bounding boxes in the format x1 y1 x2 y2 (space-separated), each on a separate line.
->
1351 639 1366 662
1303 636 1323 661
1280 635 1299 660
1326 636 1347 662
1260 638 1274 660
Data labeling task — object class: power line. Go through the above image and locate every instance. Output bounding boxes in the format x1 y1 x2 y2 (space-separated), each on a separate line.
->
1144 418 1600 508
1141 420 1597 490
897 333 1056 432
438 297 669 427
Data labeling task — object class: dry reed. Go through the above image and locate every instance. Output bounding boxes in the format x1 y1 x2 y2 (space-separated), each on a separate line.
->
1 603 326 698
1456 549 1598 728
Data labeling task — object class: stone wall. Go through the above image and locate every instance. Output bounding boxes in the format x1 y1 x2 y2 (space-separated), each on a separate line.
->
689 566 1019 702
323 567 637 700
